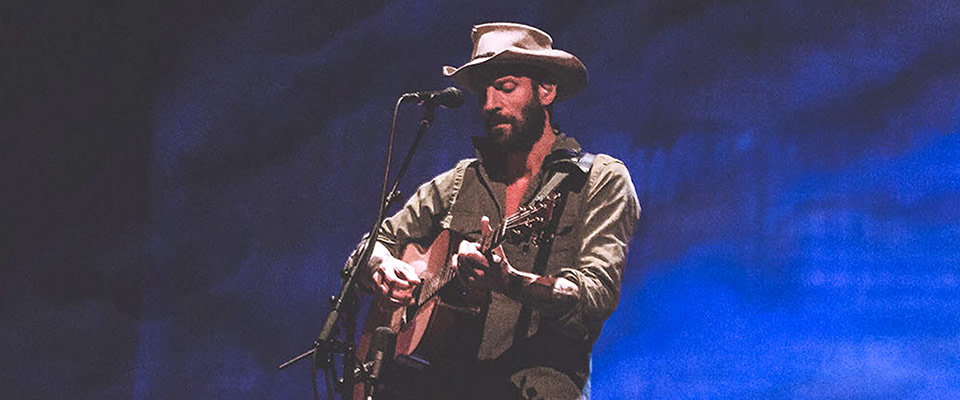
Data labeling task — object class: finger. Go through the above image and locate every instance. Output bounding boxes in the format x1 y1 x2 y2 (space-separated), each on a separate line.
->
481 216 492 237
373 269 390 295
460 250 489 269
396 265 422 285
383 268 413 289
395 286 417 304
456 256 485 283
457 240 483 258
391 289 412 303
487 243 506 268
458 239 481 255
459 261 479 279
384 282 412 301
472 268 485 279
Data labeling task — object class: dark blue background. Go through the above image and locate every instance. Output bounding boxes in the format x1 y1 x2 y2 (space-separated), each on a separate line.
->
3 1 959 398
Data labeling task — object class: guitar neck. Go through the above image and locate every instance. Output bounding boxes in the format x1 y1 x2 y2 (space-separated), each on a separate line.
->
416 222 505 306
413 193 558 306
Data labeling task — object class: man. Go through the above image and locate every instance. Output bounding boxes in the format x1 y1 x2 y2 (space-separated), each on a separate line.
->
356 22 640 399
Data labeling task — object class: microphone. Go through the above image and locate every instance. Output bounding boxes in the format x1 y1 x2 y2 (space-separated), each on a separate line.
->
402 87 464 109
364 326 397 399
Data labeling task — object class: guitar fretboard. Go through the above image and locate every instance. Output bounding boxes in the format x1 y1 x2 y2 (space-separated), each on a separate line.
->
412 193 559 306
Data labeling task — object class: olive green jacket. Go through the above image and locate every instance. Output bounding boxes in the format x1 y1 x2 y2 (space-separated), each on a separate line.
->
375 133 640 390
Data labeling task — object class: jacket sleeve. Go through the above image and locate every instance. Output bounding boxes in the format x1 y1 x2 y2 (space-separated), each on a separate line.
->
375 166 458 257
555 155 641 337
345 164 463 293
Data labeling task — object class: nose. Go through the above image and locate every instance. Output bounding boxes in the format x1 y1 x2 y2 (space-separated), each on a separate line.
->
482 86 501 115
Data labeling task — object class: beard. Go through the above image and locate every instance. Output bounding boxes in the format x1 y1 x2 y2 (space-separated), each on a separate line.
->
483 98 546 153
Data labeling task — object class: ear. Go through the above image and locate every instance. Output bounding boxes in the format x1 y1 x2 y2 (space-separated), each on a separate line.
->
536 82 557 107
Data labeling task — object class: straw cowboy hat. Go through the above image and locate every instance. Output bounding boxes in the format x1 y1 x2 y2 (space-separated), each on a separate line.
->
443 22 588 102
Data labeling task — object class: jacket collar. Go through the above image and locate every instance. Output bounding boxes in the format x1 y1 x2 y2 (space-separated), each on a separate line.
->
470 131 582 179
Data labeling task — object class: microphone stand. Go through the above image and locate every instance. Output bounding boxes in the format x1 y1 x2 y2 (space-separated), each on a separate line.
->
279 101 439 400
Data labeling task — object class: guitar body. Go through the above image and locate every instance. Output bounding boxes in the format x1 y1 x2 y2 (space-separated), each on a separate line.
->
354 230 487 398
352 194 558 399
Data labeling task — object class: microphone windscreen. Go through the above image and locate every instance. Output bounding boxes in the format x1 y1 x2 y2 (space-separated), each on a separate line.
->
438 87 464 109
370 326 397 360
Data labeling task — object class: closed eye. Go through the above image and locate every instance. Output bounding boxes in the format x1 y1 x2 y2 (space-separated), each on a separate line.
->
497 80 517 92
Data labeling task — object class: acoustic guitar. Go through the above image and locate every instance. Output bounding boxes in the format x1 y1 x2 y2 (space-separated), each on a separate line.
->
354 193 559 395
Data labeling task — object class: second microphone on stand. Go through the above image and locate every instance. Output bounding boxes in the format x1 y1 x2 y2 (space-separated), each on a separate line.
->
401 87 463 109
363 326 397 400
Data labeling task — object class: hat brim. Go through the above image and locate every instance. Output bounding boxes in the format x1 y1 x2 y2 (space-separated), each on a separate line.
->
443 48 588 102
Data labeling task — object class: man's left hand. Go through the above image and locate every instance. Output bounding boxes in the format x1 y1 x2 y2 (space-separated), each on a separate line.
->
451 216 513 291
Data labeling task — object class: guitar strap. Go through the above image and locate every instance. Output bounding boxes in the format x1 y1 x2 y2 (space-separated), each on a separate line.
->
512 151 595 348
531 151 595 204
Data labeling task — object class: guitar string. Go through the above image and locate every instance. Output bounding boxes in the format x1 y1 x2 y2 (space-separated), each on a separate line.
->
415 196 556 305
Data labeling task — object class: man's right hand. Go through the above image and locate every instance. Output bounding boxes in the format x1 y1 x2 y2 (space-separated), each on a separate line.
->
368 242 421 306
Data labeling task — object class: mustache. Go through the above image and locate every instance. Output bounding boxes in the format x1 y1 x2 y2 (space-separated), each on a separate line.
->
483 112 515 129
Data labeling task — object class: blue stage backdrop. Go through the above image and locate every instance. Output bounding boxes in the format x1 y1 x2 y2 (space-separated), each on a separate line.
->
3 1 959 399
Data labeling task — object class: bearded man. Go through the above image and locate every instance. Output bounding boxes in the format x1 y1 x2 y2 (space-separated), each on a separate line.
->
354 22 640 399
